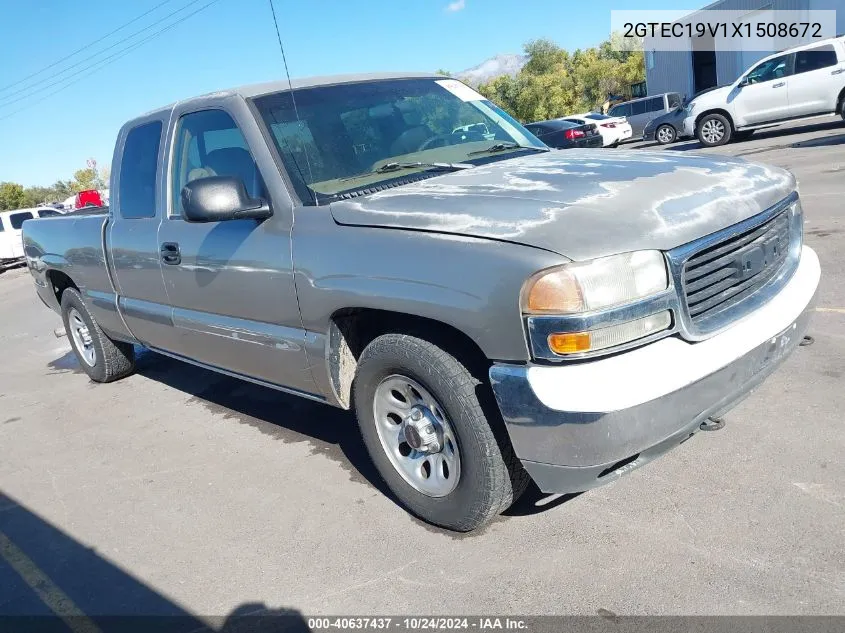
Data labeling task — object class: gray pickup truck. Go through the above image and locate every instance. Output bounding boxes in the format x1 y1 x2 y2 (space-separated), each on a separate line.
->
23 73 820 531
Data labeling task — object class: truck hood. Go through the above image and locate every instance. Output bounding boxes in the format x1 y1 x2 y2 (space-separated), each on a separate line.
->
329 149 795 261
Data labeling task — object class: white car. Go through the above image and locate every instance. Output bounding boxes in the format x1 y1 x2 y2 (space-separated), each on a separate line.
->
683 35 845 147
0 207 64 269
562 113 632 147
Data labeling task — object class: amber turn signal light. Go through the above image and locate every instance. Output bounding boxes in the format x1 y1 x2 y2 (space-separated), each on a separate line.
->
547 332 591 354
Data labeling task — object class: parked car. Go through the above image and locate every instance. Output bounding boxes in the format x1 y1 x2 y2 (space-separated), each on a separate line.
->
23 73 819 532
562 113 632 147
1 207 64 270
523 119 603 149
608 93 684 138
642 107 691 145
683 35 845 147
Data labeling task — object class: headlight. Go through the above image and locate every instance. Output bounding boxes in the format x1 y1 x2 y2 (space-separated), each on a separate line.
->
523 251 672 357
523 250 668 314
684 101 697 115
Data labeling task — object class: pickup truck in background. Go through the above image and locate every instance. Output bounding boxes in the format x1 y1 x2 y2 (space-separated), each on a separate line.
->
684 35 845 147
23 73 820 531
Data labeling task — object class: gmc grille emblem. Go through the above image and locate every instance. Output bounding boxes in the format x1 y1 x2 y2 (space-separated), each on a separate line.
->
737 236 782 280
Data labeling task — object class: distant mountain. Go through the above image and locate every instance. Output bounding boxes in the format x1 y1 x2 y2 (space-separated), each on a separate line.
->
455 53 526 86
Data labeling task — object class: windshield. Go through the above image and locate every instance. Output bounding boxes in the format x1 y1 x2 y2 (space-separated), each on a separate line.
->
252 78 546 204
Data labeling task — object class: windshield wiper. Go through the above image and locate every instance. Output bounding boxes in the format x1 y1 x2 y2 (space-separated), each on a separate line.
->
467 142 550 156
340 161 473 182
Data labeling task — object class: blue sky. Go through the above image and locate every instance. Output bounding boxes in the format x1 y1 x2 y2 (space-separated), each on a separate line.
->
0 0 683 187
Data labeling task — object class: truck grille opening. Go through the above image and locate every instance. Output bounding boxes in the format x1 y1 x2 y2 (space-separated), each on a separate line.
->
682 209 790 329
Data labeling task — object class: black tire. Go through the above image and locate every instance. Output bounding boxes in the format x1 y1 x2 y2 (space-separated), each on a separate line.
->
61 288 135 383
655 124 677 145
353 334 529 532
733 130 755 141
696 113 732 147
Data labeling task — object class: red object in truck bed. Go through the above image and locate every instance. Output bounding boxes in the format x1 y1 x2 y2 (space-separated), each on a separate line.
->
75 190 103 209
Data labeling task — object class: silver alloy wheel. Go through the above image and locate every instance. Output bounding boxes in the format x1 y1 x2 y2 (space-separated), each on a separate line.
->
657 125 674 144
68 308 96 367
700 118 725 144
372 374 461 497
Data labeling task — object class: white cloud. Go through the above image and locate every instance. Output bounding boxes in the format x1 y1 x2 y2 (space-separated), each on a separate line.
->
445 0 465 12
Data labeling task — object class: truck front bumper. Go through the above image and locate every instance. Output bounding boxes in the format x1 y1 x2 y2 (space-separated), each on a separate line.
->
489 246 820 494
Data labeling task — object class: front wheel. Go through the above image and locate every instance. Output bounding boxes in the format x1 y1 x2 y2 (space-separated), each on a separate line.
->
655 124 677 145
697 113 732 147
61 288 135 383
353 334 528 532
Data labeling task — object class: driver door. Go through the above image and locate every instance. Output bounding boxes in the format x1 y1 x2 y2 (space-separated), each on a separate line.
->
733 53 793 125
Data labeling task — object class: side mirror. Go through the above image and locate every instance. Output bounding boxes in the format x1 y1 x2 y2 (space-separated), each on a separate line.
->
739 76 751 87
181 176 271 223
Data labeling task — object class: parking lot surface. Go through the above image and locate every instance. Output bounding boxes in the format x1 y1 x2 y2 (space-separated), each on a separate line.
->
1 119 844 621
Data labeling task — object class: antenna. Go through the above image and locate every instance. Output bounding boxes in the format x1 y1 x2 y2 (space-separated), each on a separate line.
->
267 0 314 187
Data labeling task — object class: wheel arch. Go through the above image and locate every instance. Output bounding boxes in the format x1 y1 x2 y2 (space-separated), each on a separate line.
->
327 308 490 409
695 108 735 132
837 87 845 114
46 269 79 305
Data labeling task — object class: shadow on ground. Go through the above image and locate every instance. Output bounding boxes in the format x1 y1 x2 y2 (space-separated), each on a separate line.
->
48 347 575 528
0 491 311 632
662 119 845 153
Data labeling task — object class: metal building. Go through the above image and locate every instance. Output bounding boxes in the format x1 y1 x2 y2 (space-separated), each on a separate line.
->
645 0 845 98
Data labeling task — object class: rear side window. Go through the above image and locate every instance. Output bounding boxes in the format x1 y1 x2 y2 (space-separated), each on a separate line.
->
647 96 664 112
119 121 162 219
631 100 647 116
794 45 838 73
0 218 5 232
10 212 33 229
37 209 61 217
610 103 631 117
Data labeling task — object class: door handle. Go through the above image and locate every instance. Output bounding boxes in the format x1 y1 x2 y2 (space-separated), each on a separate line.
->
832 68 845 75
160 242 181 265
772 82 785 88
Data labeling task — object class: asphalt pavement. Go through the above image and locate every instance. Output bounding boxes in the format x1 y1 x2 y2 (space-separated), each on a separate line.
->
1 118 844 623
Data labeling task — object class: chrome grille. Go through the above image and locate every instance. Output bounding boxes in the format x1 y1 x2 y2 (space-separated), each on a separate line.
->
682 210 790 327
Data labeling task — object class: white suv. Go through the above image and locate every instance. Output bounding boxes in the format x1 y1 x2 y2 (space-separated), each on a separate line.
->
683 36 845 147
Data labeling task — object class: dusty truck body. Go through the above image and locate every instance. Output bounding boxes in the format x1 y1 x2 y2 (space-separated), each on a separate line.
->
23 73 819 531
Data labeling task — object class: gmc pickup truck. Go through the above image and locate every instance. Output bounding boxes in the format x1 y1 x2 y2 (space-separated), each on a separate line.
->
23 73 820 531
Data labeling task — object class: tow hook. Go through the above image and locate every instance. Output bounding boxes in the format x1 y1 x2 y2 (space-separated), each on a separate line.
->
700 417 725 432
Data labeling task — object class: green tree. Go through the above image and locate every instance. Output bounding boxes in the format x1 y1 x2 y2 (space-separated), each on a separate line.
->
70 167 105 193
0 182 26 210
477 32 645 122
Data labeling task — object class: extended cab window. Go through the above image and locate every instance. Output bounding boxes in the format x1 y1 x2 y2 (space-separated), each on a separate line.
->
119 121 162 219
744 54 791 84
170 109 264 216
10 212 33 229
794 45 838 73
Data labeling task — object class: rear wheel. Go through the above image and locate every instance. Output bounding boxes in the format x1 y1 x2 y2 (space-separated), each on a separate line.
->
697 113 732 147
353 334 528 532
655 124 677 145
61 288 135 383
